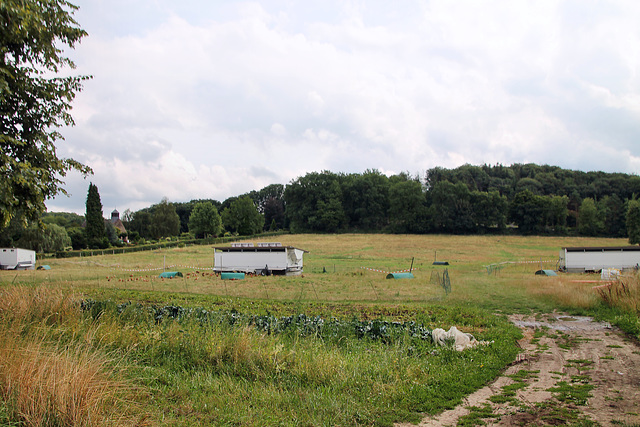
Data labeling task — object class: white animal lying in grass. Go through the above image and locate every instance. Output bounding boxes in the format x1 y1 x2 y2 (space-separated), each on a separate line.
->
431 326 492 351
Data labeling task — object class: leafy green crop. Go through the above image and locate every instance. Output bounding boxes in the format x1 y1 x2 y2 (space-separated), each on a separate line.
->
80 299 433 345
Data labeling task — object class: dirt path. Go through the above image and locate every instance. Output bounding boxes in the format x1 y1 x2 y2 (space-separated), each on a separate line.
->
399 313 640 427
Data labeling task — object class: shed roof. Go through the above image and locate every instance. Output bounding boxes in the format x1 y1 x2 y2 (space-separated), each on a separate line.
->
563 246 640 252
213 245 308 253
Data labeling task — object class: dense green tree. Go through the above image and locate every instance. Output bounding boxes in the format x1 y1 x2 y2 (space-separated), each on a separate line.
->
222 196 264 235
0 0 92 229
388 178 427 234
284 171 346 232
128 210 152 239
0 210 26 247
67 227 86 250
515 177 544 195
42 212 84 229
188 202 222 238
509 190 545 234
263 196 285 230
430 181 474 234
247 184 286 230
17 223 70 252
150 198 180 239
312 181 348 232
472 190 508 231
220 196 239 212
342 170 390 230
599 195 626 237
577 198 603 236
172 200 220 234
424 166 450 190
627 199 640 245
451 164 491 192
544 195 569 233
173 202 193 234
84 183 106 248
485 164 516 197
248 184 285 213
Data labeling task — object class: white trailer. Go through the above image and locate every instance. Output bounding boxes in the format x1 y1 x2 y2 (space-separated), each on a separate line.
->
0 248 36 270
559 246 640 273
214 242 307 276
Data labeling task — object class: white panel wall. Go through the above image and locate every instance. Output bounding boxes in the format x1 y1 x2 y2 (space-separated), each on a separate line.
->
564 249 640 271
214 250 288 272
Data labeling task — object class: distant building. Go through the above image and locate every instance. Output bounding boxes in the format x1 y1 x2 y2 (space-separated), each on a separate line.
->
109 209 128 243
110 209 126 235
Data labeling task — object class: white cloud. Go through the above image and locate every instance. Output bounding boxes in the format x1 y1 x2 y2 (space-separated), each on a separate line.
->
48 0 640 212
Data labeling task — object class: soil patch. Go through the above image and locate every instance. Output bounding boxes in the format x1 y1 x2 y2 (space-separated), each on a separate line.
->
397 312 640 426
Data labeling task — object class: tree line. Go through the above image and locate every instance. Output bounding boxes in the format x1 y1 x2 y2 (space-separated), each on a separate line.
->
281 165 640 240
90 163 640 246
3 163 640 252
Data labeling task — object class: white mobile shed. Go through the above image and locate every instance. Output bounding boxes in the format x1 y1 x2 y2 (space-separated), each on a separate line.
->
559 246 640 273
214 242 307 276
0 248 36 270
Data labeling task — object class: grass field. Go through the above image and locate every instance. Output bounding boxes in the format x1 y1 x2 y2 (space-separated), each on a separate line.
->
1 234 638 426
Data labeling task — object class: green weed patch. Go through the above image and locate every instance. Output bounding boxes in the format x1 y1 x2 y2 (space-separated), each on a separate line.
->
547 381 594 406
457 403 499 426
489 370 538 404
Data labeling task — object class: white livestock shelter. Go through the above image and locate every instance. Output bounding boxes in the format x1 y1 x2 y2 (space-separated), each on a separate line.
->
214 242 307 276
559 246 640 273
0 248 36 270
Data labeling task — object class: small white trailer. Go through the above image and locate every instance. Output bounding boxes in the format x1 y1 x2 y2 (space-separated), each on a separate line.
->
0 248 36 270
214 242 307 276
559 246 640 273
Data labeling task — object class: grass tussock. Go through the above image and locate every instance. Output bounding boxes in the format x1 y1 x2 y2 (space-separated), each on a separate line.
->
0 285 77 327
596 273 640 314
0 286 144 427
0 337 136 427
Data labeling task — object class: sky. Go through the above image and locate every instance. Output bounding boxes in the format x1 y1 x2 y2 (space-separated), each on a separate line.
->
47 0 640 214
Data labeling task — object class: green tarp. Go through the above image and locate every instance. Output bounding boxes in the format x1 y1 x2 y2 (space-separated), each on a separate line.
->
159 271 183 278
386 272 414 279
535 269 557 276
221 272 245 280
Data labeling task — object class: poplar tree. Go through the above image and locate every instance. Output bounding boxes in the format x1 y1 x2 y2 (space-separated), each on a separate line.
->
85 183 105 248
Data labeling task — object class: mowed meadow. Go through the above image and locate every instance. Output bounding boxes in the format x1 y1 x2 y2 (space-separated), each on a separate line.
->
1 234 639 426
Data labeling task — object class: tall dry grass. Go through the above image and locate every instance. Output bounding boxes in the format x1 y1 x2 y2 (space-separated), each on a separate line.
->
595 273 640 314
522 271 640 316
524 276 601 311
0 286 144 426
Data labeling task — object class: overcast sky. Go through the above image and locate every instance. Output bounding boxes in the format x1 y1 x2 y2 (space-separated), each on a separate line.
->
47 0 640 214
